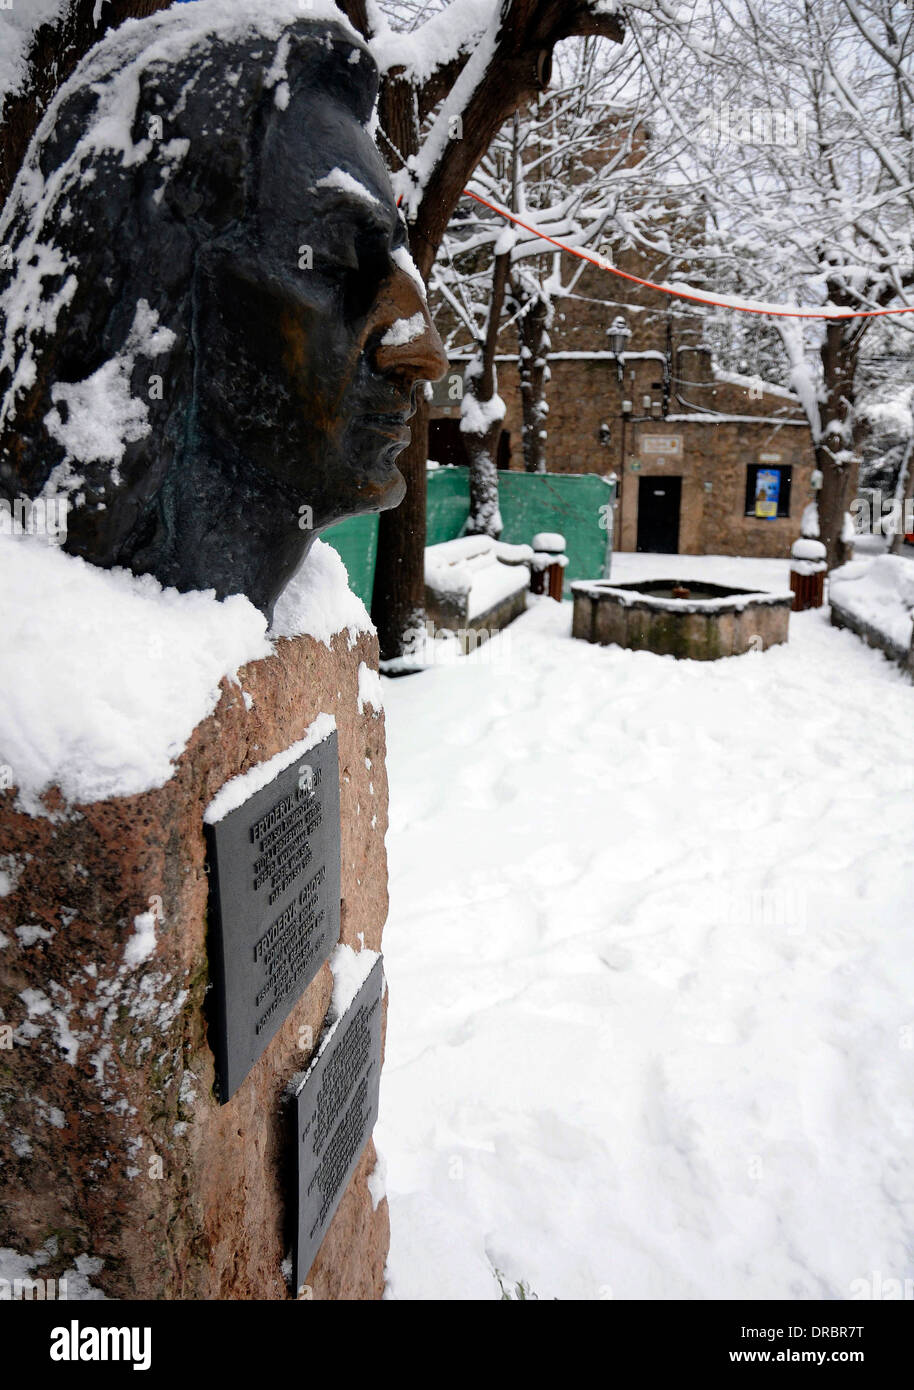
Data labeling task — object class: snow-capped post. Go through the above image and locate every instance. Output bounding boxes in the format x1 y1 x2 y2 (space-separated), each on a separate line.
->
530 531 567 600
334 0 626 659
789 538 827 611
0 2 437 1301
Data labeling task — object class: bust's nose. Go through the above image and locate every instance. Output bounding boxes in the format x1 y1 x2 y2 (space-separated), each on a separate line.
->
371 263 448 389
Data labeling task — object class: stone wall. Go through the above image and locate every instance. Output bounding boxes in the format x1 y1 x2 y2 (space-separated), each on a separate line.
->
431 347 819 560
0 629 389 1300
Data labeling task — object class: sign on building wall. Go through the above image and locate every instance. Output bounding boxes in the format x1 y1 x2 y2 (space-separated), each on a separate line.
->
641 435 682 457
754 468 781 519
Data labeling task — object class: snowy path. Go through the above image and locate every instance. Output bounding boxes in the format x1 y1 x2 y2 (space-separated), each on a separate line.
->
376 555 914 1301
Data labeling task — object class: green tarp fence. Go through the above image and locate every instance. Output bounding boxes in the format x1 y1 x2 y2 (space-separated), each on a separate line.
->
323 467 614 607
319 513 379 609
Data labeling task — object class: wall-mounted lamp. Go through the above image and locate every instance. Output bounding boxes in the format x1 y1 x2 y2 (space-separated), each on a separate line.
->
607 315 631 383
621 399 632 415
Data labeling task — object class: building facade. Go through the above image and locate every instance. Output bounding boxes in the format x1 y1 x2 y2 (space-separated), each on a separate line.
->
429 250 823 559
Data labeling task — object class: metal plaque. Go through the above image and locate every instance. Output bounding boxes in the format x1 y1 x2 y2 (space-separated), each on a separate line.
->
293 954 384 1291
204 729 341 1102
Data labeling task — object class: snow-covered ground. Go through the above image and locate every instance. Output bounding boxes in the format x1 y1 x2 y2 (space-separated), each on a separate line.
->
376 552 914 1301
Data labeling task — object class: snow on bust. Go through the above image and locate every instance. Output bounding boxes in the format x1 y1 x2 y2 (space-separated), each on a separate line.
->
41 300 175 498
381 312 427 347
0 534 370 816
313 167 382 208
0 0 443 626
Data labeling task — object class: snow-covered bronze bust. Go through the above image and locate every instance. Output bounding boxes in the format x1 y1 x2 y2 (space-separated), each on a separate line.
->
0 3 445 622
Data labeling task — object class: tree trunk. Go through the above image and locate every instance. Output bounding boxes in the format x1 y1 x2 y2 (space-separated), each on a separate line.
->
463 250 510 537
465 428 505 536
373 396 430 661
336 0 625 656
368 68 426 662
516 288 551 472
815 315 864 569
890 432 914 555
0 0 172 210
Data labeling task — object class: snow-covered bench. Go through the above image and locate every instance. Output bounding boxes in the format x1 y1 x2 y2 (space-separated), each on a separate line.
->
425 536 532 644
829 554 914 675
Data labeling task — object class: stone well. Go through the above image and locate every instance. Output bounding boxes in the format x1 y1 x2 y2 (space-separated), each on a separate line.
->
571 579 792 660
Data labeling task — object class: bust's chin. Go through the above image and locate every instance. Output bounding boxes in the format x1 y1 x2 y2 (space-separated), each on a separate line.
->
385 465 407 511
357 460 406 515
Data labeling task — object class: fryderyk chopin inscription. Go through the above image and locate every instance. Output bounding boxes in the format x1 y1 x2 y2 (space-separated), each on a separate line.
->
294 955 384 1289
205 730 341 1101
0 7 446 622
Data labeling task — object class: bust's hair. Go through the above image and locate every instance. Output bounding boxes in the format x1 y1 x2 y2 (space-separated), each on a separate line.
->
0 5 375 510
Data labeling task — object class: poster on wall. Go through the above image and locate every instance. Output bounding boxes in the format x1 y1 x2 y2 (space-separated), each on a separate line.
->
754 467 781 519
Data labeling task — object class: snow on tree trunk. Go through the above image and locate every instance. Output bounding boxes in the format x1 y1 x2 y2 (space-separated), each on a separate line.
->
516 290 551 474
461 249 509 538
461 361 505 537
465 430 504 537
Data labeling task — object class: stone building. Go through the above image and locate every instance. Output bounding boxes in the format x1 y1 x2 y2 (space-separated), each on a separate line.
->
429 245 822 560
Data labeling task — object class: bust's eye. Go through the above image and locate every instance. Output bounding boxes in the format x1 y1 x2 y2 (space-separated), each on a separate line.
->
338 231 389 320
318 241 359 278
310 210 395 316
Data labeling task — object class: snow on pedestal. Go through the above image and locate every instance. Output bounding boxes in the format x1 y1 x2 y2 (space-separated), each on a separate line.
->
0 536 391 1299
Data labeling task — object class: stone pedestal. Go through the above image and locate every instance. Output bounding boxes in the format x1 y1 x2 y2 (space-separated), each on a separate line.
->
0 629 390 1300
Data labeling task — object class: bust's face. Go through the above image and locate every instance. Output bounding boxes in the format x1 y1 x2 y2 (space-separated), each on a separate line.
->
0 23 444 620
192 84 446 536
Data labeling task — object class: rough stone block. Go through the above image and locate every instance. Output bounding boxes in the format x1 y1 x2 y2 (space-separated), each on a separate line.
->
0 631 389 1300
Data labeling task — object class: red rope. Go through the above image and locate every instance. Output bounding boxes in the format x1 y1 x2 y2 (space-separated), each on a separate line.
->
463 189 914 321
